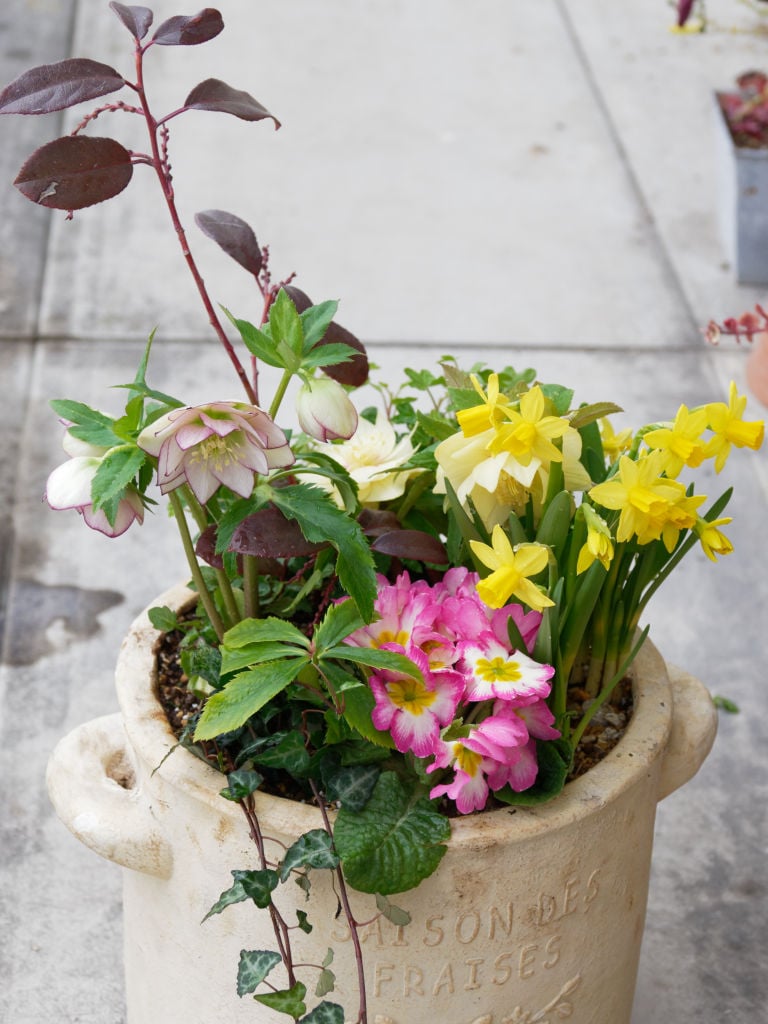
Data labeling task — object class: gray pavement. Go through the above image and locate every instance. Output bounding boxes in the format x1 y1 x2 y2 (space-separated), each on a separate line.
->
1 1 767 1021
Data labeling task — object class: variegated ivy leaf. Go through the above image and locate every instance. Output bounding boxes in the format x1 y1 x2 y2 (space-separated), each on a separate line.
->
253 981 307 1017
236 949 281 997
299 1001 344 1024
280 829 339 882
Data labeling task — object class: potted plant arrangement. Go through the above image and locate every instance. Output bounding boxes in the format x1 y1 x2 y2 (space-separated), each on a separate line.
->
714 70 768 284
2 5 764 1023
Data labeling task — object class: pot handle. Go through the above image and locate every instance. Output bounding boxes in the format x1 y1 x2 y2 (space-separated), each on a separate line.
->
46 713 173 878
657 665 718 801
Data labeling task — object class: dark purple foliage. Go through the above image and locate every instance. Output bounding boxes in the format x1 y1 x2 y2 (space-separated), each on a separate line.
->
370 530 448 565
109 2 154 40
195 210 263 276
152 8 224 46
228 506 326 558
0 59 124 115
14 136 133 209
184 79 280 126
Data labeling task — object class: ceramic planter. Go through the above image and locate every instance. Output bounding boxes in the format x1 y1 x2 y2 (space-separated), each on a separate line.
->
715 91 768 285
47 584 717 1024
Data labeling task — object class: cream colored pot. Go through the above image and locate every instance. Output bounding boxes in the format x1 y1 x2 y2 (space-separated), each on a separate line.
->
47 584 717 1024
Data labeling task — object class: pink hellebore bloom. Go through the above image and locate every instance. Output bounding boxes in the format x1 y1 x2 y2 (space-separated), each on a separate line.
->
458 634 555 704
137 402 294 505
45 456 144 537
368 645 464 757
296 376 358 442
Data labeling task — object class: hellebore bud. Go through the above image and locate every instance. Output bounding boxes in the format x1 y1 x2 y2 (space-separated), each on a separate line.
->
296 377 358 442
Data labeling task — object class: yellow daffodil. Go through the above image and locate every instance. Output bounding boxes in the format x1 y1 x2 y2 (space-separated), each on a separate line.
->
704 382 764 473
470 526 554 611
488 385 570 467
588 451 686 545
599 417 633 462
577 505 614 574
640 492 705 552
695 516 734 561
457 373 512 437
643 404 708 478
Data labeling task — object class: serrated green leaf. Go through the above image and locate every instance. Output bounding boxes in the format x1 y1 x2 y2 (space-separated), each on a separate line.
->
376 892 412 927
223 308 286 368
90 446 146 514
300 342 357 369
253 981 307 1016
280 829 339 881
300 299 338 350
269 289 304 359
334 772 450 894
237 949 282 997
50 399 114 429
323 763 380 811
340 684 395 749
221 641 306 675
300 1002 344 1024
313 599 364 653
219 769 263 802
194 658 309 740
325 645 423 681
148 605 179 632
224 616 310 649
180 642 221 688
269 485 377 621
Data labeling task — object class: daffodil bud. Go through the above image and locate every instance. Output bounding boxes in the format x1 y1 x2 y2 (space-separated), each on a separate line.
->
296 377 358 442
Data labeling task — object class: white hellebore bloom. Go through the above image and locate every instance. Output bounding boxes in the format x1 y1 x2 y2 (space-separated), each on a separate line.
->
45 456 144 537
314 411 419 504
296 376 358 442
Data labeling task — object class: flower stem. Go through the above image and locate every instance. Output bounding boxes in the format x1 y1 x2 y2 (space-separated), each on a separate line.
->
243 554 260 620
168 490 225 641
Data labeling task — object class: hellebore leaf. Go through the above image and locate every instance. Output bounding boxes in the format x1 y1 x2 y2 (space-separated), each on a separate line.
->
195 209 262 275
152 8 224 46
109 2 154 40
14 136 133 209
370 529 448 565
284 285 369 386
280 829 339 881
194 658 308 740
236 949 281 997
90 446 146 513
334 772 450 894
0 59 124 115
184 79 280 126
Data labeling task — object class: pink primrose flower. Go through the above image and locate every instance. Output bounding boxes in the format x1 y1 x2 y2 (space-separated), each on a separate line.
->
369 645 464 757
458 634 555 704
45 456 144 538
137 401 294 504
484 738 540 793
345 572 446 653
494 697 561 741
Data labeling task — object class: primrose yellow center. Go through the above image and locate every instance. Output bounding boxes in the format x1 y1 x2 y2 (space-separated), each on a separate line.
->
388 678 436 716
476 656 523 685
452 742 482 776
375 629 410 648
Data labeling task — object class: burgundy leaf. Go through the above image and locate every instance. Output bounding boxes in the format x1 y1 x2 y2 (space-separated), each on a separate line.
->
284 286 369 387
183 79 280 126
195 524 285 576
152 8 224 46
0 59 125 115
14 136 133 209
371 530 448 565
109 2 154 40
228 505 325 558
358 508 402 537
195 209 262 275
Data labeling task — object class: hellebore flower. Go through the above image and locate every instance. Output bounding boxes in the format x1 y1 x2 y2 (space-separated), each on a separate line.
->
296 376 358 442
45 456 144 537
137 402 294 505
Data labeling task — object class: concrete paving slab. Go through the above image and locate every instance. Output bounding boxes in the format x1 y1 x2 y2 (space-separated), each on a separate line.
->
36 0 692 347
0 0 78 338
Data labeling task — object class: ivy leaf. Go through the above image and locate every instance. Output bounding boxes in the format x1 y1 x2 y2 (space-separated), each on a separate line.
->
0 59 124 115
253 981 307 1017
109 2 154 40
238 868 280 909
376 893 412 927
280 829 339 881
313 972 338 1000
300 1003 344 1024
201 874 249 922
236 949 282 997
296 909 312 933
195 209 262 275
152 8 224 46
323 763 380 812
219 769 263 802
184 79 280 126
14 135 133 209
194 658 309 740
334 772 450 894
251 732 311 776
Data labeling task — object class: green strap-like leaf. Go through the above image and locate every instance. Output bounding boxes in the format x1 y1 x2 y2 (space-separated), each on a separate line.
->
334 772 450 894
194 657 308 740
236 949 282 997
